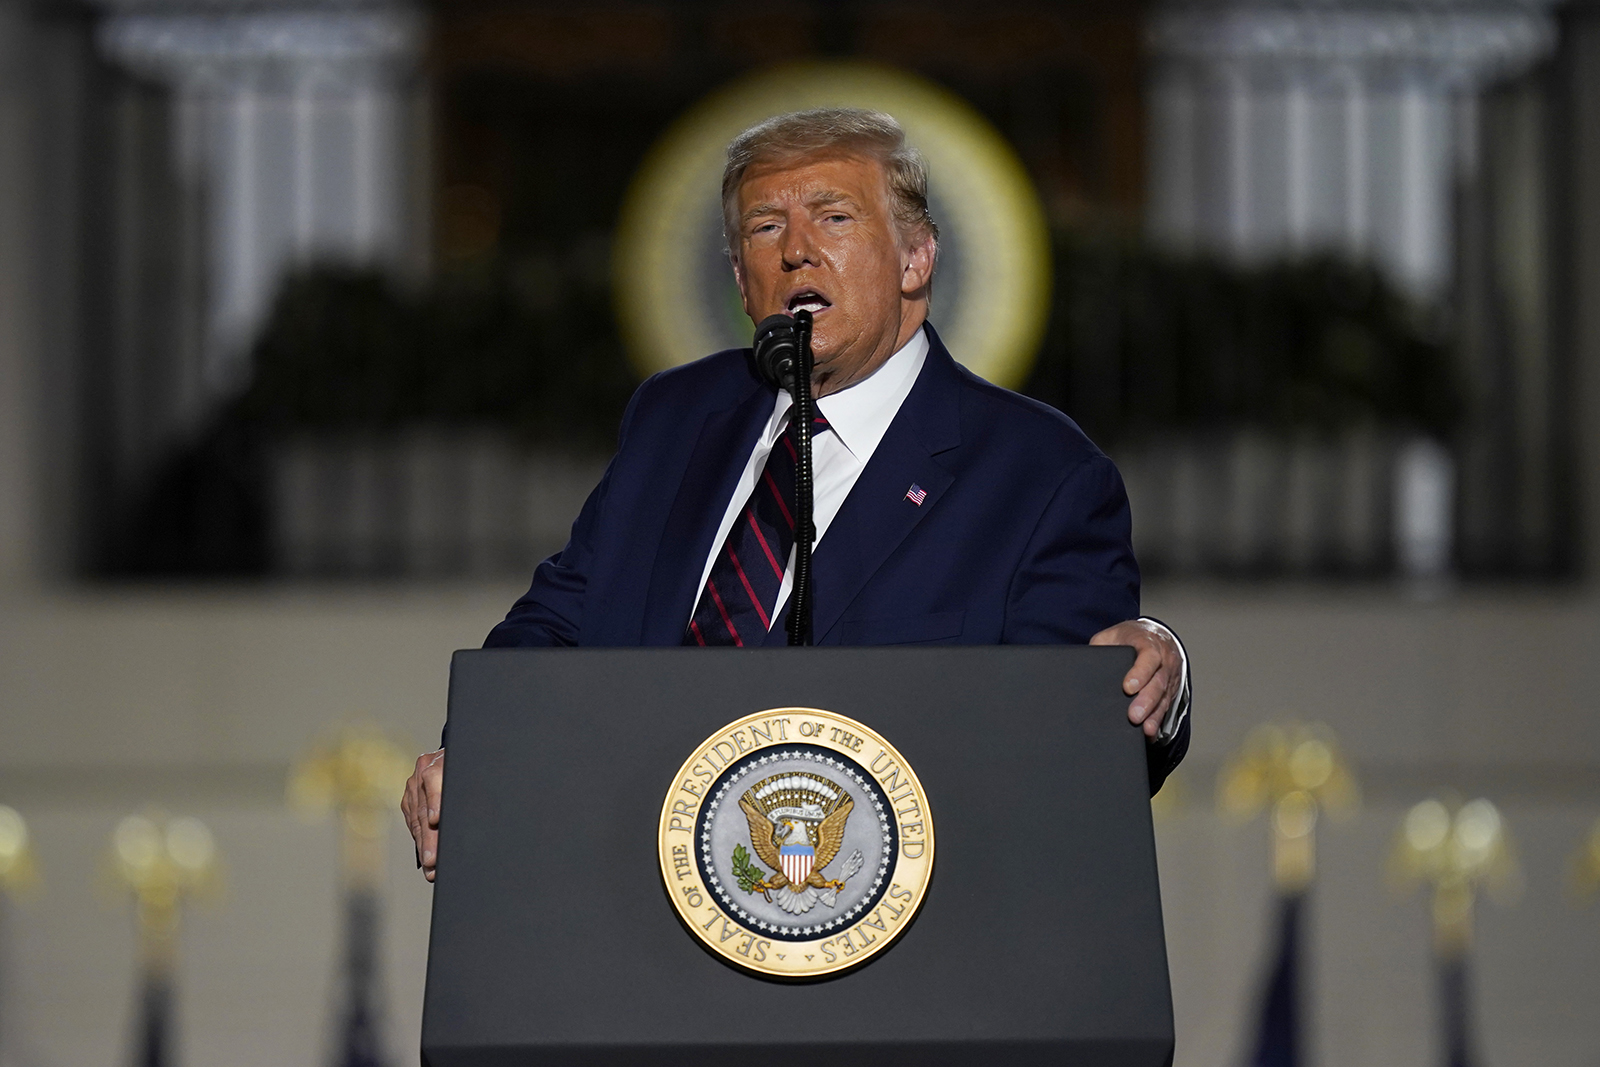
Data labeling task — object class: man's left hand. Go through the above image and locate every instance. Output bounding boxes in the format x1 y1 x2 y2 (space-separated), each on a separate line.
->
1091 619 1183 739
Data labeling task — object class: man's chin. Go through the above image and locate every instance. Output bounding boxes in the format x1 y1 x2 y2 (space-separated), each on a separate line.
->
809 343 852 380
813 351 879 395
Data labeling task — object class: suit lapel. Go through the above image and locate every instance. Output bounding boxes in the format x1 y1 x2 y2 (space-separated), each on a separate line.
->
641 379 775 645
808 325 964 644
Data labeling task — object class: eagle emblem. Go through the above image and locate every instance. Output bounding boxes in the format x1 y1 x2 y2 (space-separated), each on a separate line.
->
732 771 865 915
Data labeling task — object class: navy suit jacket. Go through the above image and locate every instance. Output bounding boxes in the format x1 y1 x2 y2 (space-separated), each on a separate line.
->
486 324 1188 787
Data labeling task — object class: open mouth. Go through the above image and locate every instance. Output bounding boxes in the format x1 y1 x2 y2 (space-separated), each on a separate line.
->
786 290 832 315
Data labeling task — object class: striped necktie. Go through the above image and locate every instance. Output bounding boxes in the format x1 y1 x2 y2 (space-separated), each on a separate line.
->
684 412 832 646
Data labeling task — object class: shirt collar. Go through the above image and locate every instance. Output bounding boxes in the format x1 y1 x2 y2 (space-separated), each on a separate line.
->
765 326 929 460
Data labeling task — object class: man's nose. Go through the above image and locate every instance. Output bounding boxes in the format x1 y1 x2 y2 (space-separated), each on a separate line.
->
782 221 820 270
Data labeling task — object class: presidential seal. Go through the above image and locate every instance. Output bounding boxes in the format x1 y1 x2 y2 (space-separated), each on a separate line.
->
658 708 934 979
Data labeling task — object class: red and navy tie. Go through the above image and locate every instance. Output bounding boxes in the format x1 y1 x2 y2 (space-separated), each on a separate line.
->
684 412 832 646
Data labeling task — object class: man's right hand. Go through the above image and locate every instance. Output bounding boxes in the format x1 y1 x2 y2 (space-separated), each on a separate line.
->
401 748 445 882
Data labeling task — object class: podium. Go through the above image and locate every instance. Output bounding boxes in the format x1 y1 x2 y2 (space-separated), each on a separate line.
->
422 647 1173 1066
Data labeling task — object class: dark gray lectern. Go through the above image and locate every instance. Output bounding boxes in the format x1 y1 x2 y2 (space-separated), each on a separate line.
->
422 647 1173 1066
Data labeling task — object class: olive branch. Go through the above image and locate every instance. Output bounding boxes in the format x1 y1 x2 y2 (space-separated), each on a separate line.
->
731 844 767 893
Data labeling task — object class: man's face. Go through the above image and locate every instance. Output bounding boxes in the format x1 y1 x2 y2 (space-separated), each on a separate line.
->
730 152 934 395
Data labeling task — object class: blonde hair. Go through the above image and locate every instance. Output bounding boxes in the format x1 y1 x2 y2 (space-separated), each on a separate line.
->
721 107 940 256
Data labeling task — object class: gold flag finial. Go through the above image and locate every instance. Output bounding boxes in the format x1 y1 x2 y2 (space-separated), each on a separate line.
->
1566 815 1600 903
0 805 40 898
1390 796 1521 956
288 721 412 887
107 811 222 970
1218 722 1360 892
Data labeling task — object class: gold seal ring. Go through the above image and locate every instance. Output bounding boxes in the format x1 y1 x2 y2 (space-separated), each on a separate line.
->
658 708 934 979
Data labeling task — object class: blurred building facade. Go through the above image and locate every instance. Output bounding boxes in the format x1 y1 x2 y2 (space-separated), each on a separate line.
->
1147 0 1556 297
94 2 427 388
1142 0 1577 581
2 2 1600 1065
8 0 1585 585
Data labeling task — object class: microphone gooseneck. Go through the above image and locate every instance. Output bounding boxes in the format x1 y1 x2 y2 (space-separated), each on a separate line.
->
787 310 816 647
750 311 816 647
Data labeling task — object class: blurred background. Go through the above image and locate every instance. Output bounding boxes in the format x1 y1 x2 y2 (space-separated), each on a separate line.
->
1 0 1597 1063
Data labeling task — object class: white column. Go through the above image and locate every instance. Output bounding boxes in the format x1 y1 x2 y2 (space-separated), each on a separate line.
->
293 81 315 258
221 85 260 389
1227 65 1254 257
352 84 380 259
1343 68 1369 256
1396 82 1441 295
1286 77 1312 251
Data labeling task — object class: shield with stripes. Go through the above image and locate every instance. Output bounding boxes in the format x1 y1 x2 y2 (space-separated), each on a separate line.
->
779 843 815 886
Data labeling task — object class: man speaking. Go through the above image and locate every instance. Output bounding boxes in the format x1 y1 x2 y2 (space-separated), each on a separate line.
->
403 108 1191 880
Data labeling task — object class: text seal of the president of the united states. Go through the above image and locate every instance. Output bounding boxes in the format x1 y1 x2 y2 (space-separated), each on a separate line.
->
658 708 934 978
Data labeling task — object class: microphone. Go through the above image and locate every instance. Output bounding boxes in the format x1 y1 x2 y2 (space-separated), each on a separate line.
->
752 313 800 391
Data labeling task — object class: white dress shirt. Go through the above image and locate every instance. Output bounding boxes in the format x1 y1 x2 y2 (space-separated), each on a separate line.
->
689 326 1188 744
693 328 929 625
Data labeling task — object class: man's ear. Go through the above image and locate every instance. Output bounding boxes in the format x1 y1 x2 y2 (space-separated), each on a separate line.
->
900 233 937 296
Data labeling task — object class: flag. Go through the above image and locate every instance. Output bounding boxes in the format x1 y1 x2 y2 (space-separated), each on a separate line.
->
134 972 173 1067
1246 892 1303 1067
336 890 386 1067
1438 953 1475 1067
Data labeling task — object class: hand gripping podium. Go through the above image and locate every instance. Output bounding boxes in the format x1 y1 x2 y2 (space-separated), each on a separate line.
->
422 647 1173 1066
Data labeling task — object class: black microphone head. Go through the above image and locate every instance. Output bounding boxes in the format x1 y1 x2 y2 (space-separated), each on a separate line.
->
752 313 798 391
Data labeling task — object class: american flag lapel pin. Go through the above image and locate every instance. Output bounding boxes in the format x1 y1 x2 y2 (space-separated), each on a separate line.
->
905 484 927 506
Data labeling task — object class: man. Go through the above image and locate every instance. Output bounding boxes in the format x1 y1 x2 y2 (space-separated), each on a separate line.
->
403 108 1190 881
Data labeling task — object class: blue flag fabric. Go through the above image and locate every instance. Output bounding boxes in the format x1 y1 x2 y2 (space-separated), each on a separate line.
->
337 890 386 1067
135 973 172 1067
1247 893 1303 1067
1438 954 1475 1067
